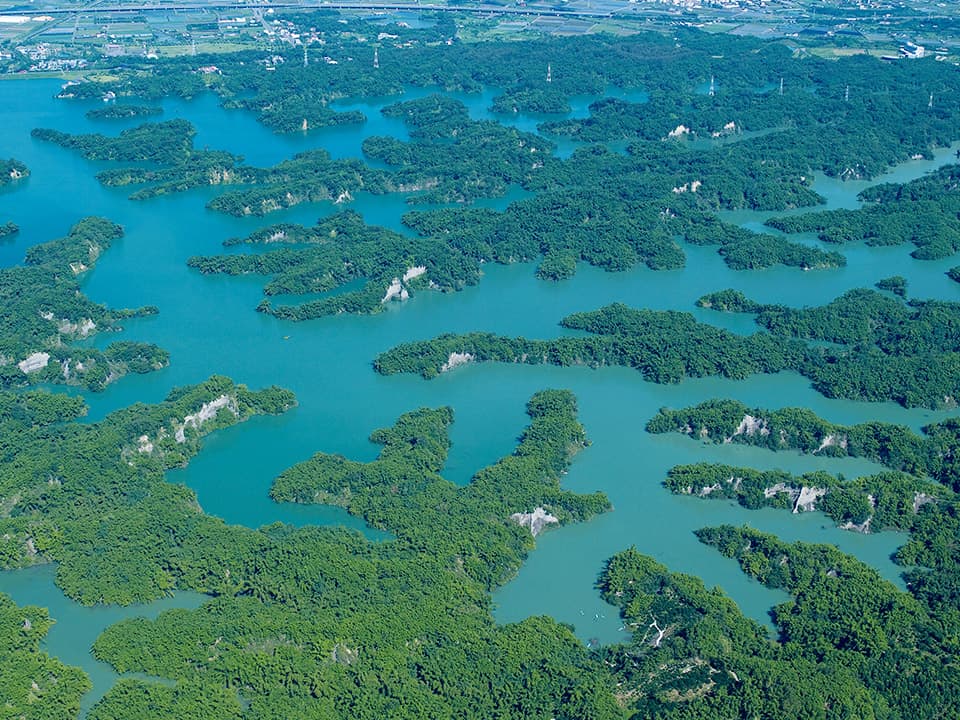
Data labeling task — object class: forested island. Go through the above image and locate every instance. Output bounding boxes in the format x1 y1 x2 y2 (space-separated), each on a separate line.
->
1 157 28 185
4 9 960 720
1 160 26 239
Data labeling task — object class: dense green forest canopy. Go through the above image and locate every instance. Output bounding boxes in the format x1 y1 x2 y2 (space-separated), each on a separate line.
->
1 157 28 186
82 391 619 719
0 217 168 392
691 525 960 718
375 287 960 409
5 14 960 720
697 288 960 408
0 377 294 604
766 165 960 260
40 21 960 322
0 591 91 718
596 545 926 719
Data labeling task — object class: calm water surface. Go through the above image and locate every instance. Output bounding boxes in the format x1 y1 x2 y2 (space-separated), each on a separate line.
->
0 77 957 709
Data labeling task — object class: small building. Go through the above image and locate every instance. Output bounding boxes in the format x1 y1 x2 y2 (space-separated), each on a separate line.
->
900 42 925 59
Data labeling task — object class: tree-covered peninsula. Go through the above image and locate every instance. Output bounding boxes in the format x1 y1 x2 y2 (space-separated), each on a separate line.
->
664 463 946 532
0 591 91 718
694 526 958 718
0 377 295 603
766 165 960 260
7 12 960 719
80 391 619 719
272 390 610 589
374 286 960 409
85 104 163 120
374 303 801 382
698 287 960 408
0 217 168 392
1 159 27 240
646 397 960 488
596 545 911 718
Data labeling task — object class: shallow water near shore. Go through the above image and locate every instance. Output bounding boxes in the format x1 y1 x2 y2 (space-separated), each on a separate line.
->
0 77 958 709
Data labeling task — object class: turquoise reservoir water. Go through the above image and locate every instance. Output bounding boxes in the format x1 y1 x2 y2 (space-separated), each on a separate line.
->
0 77 957 708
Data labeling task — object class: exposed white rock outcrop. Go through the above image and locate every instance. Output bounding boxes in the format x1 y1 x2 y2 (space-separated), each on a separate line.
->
440 352 474 373
763 483 826 513
137 435 154 454
402 265 427 282
725 414 769 443
711 121 738 138
913 492 936 513
840 517 872 534
793 485 826 513
18 352 50 374
511 507 559 537
815 433 848 454
671 180 702 194
381 278 409 303
668 124 690 138
764 482 791 499
57 318 96 338
175 395 238 443
381 268 425 303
